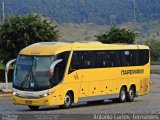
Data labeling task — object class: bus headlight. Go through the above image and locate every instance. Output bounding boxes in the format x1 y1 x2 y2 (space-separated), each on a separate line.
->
42 93 48 97
41 91 55 97
13 92 17 95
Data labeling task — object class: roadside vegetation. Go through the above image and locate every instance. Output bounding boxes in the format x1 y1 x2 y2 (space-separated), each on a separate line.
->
0 14 59 65
0 14 59 82
95 26 137 44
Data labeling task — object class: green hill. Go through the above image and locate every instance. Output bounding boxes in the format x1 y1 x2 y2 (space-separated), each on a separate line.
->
1 0 160 24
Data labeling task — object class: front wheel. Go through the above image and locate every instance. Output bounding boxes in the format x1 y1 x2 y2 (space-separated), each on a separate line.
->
28 105 39 111
60 92 73 109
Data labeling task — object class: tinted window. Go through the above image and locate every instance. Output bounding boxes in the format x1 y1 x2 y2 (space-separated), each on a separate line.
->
69 49 149 73
130 50 139 66
83 51 96 68
120 50 139 66
139 50 149 65
109 51 121 67
96 51 109 68
69 51 96 72
69 52 83 71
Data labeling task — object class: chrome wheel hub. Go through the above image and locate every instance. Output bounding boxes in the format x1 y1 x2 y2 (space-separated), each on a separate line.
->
121 91 126 100
64 95 71 106
129 90 134 99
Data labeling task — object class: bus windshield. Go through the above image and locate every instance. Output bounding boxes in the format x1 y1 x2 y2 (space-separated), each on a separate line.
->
13 55 56 91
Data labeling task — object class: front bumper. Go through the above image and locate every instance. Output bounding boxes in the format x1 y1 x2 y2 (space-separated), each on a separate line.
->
12 94 63 106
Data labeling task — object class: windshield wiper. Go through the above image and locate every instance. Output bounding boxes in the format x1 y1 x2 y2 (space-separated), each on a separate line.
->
31 57 39 88
19 70 31 88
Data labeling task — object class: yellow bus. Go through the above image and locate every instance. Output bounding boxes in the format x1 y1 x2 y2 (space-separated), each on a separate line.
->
12 42 150 110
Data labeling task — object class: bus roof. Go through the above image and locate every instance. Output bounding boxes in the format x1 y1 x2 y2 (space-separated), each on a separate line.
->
20 42 149 55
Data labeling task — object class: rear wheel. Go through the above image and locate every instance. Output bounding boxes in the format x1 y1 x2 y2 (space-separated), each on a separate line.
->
119 87 127 103
28 105 39 111
60 92 73 109
127 86 135 102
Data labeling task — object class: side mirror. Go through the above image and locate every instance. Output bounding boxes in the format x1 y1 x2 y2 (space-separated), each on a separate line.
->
5 59 16 73
49 59 63 75
4 59 16 91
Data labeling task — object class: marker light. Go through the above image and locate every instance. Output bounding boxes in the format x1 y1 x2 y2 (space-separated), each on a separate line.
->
48 71 54 75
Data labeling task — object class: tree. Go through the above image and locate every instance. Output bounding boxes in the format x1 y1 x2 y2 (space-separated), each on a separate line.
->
144 39 160 61
95 26 137 44
0 14 59 65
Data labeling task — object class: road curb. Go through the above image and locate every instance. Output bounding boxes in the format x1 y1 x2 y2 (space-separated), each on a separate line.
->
0 93 12 97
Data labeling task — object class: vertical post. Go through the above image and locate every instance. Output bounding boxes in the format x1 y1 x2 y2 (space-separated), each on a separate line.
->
110 15 113 26
133 0 136 24
5 59 16 90
5 69 8 89
2 0 5 23
132 0 138 44
110 15 116 26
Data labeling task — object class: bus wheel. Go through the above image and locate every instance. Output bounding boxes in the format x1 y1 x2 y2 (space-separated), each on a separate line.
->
127 86 135 102
28 105 39 111
119 87 127 103
61 92 73 109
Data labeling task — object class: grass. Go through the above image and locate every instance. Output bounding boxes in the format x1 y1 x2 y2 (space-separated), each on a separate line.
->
58 23 110 41
151 61 160 65
0 62 14 69
56 21 160 42
0 63 4 69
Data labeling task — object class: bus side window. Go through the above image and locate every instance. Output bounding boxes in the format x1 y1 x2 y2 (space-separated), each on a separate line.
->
83 51 96 68
96 51 106 68
120 50 131 66
139 50 149 65
109 51 121 67
131 50 139 66
69 51 84 73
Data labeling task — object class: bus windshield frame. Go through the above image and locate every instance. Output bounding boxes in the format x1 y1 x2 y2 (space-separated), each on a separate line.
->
13 51 70 91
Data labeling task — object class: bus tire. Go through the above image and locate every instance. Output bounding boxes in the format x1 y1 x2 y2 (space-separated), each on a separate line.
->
28 105 39 111
127 86 135 102
119 87 127 103
60 92 73 109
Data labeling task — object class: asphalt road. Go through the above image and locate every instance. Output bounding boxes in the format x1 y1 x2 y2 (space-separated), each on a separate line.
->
0 74 160 119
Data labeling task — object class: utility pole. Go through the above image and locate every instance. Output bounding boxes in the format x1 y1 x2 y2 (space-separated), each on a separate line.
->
139 13 142 23
110 15 116 26
2 0 5 23
110 15 113 26
133 0 136 24
132 0 138 44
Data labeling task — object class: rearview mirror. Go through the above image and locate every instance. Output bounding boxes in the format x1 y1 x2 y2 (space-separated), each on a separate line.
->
49 59 63 75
